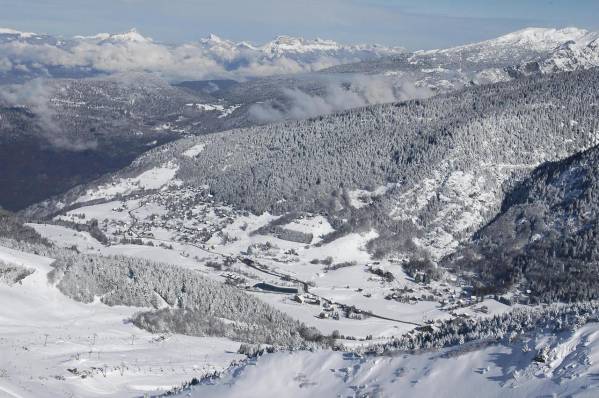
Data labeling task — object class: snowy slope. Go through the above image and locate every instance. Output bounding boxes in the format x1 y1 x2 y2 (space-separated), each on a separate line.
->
75 162 180 204
413 27 598 67
511 37 599 76
179 322 599 398
456 27 597 53
0 244 243 398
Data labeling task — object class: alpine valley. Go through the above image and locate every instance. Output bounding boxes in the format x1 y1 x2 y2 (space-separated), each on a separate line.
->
2 25 599 398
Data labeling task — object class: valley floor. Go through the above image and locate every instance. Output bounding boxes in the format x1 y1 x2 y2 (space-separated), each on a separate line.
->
27 186 518 345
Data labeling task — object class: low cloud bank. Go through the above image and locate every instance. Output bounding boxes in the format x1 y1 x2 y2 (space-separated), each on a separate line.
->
0 79 97 151
249 75 432 122
0 30 404 82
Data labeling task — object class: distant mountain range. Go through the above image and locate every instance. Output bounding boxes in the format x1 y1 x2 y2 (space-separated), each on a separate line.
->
327 27 599 92
3 27 599 85
0 28 405 83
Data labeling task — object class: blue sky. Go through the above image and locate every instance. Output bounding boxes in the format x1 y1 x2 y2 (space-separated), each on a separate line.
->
1 0 598 49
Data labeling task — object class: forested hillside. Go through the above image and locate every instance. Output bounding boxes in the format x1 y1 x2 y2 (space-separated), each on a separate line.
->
0 214 314 347
33 68 599 261
166 69 599 213
445 144 599 302
52 252 310 346
0 74 201 210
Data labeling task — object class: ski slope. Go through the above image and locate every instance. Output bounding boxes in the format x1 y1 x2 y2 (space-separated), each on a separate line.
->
0 245 242 398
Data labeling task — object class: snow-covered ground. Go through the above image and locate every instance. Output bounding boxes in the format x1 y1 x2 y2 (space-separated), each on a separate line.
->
182 143 208 158
185 103 241 118
76 162 180 204
179 322 599 397
0 245 243 398
4 231 599 398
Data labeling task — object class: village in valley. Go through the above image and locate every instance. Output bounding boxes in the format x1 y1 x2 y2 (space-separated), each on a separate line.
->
31 180 523 346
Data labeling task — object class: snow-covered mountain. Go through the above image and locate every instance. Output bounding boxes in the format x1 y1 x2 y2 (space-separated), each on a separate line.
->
419 27 598 71
455 27 597 53
0 28 404 83
75 28 152 43
543 38 599 72
3 26 599 86
0 27 38 39
327 27 599 93
510 35 599 76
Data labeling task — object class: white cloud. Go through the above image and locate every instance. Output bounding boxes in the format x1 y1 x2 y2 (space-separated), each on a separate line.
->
0 79 97 151
0 30 404 81
0 57 12 72
249 74 432 122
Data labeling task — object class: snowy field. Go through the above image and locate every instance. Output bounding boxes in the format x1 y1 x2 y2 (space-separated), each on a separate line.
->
75 162 180 204
0 245 243 398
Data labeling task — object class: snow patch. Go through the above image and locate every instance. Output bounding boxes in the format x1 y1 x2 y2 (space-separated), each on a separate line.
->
348 183 398 209
283 215 334 243
185 103 241 118
76 162 179 203
183 143 207 158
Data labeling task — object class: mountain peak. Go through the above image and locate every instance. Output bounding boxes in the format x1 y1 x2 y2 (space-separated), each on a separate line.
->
492 27 593 50
205 33 225 42
199 33 237 48
262 35 342 54
107 28 151 43
75 28 151 43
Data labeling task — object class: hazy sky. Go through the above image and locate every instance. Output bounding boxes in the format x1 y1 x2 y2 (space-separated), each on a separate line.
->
1 0 598 49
